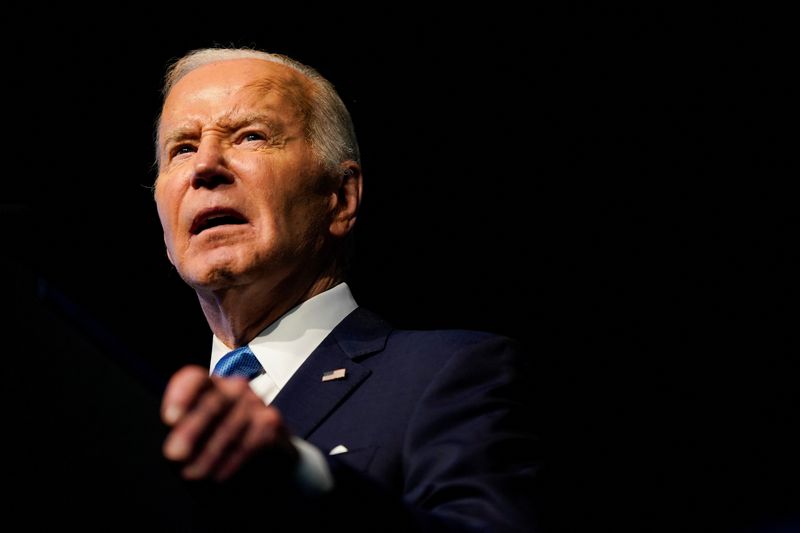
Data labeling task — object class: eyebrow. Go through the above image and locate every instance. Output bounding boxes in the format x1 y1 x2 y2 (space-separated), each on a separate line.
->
216 111 281 133
160 112 282 150
160 125 198 151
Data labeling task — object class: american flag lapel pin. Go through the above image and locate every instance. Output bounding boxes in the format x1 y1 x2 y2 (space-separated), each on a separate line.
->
322 368 347 382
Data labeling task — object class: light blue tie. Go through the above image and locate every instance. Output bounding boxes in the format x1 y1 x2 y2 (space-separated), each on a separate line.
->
212 345 265 380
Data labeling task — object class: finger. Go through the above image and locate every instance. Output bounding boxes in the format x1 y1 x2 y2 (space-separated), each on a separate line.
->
181 391 256 479
163 379 245 462
161 365 210 426
213 406 284 481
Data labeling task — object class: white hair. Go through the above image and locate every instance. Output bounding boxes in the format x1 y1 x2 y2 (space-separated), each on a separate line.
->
156 48 359 173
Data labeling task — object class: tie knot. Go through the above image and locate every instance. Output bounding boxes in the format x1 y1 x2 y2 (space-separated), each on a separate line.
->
212 345 265 380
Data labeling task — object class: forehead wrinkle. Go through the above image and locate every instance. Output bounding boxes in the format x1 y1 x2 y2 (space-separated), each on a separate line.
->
243 73 312 129
161 109 283 147
160 103 243 144
214 108 281 132
158 63 313 161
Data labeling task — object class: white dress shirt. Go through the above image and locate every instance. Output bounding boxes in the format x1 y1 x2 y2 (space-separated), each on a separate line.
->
208 282 358 492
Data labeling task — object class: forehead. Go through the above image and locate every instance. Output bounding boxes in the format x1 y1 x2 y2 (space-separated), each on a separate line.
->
159 59 310 136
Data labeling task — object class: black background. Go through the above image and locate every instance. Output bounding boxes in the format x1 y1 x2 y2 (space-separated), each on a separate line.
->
6 6 798 532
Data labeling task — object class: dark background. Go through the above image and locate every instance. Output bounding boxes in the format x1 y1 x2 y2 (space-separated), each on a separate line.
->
6 6 798 532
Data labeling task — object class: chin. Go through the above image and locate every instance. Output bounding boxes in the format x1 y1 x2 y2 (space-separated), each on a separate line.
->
177 246 253 288
178 261 244 291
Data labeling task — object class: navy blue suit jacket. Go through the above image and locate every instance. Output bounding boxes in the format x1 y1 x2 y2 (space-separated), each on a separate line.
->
198 307 539 532
271 307 539 531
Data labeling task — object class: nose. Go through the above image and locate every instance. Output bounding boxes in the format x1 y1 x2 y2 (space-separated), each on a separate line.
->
191 137 234 190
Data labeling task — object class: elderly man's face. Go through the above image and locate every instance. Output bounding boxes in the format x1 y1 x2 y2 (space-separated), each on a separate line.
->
154 59 334 291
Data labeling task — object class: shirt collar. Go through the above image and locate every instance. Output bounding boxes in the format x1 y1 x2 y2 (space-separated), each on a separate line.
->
210 282 358 389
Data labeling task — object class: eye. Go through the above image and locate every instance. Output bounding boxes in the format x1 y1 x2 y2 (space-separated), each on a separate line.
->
170 143 196 158
240 132 267 143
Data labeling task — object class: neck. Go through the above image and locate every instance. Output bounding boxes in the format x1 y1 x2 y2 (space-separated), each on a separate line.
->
197 268 343 349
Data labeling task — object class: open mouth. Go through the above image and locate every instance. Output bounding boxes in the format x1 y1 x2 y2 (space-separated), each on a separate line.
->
190 208 249 235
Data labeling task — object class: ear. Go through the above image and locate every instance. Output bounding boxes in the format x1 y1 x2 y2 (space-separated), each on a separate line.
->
329 161 363 238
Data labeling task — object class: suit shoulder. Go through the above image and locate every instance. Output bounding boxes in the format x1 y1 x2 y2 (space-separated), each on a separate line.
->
392 329 511 346
384 328 526 365
389 327 509 346
339 308 529 370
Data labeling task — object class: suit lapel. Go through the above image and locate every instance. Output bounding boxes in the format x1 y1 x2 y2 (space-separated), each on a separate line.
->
271 308 391 438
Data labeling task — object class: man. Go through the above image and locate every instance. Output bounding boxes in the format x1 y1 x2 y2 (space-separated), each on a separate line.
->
153 47 538 532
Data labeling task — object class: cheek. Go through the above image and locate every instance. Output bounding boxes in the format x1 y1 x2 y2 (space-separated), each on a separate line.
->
154 185 180 243
154 194 170 229
290 195 333 245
